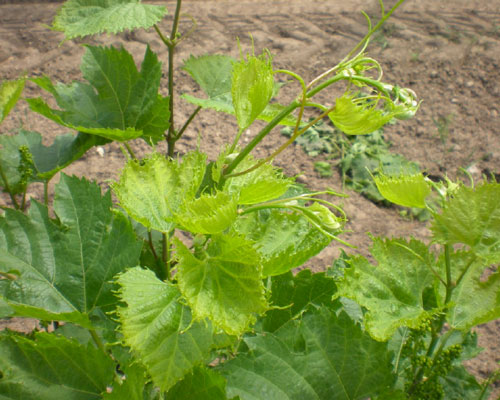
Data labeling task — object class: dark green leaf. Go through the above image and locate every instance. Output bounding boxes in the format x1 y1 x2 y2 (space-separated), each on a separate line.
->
441 364 484 400
0 331 115 399
224 307 394 400
258 269 339 332
0 174 141 325
0 130 105 193
52 0 168 40
165 367 228 400
27 46 169 143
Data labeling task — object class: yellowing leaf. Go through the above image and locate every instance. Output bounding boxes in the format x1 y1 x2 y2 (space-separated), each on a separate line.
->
231 50 274 131
374 172 431 208
0 78 25 123
175 235 267 336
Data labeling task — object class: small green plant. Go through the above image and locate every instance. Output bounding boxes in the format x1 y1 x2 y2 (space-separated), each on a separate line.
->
433 113 454 146
0 0 498 399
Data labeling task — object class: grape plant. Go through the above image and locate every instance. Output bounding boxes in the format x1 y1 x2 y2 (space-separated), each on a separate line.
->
0 0 498 399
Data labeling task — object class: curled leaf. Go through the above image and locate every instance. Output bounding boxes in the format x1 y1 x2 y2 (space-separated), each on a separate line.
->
374 172 431 208
232 49 274 131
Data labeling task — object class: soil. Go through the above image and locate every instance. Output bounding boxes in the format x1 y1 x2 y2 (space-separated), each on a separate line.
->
0 0 499 397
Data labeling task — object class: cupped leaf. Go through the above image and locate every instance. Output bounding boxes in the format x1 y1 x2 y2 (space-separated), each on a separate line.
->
113 152 206 233
182 54 296 126
231 50 274 131
223 307 394 400
234 210 331 276
223 156 293 205
175 235 267 336
165 367 228 400
335 238 437 341
116 267 215 392
432 182 500 264
0 78 25 123
27 45 169 143
439 250 500 331
0 331 115 400
374 172 431 208
0 174 141 325
0 130 105 193
52 0 168 40
328 94 393 135
175 191 238 234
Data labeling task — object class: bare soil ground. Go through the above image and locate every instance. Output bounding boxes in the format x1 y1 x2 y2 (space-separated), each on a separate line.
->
1 0 499 397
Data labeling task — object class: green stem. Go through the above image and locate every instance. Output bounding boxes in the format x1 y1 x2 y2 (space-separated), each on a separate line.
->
162 232 170 280
20 187 27 211
89 329 107 355
148 230 159 261
0 163 20 209
124 142 137 160
175 106 201 141
43 180 49 206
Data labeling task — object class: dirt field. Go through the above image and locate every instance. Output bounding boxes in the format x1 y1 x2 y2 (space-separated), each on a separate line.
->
1 0 499 396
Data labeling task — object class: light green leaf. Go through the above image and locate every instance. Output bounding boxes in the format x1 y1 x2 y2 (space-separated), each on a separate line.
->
335 238 437 341
440 250 500 330
175 235 267 336
234 210 331 277
0 174 141 326
27 45 169 143
175 191 238 234
0 130 105 193
258 269 339 333
116 267 214 392
432 182 500 264
223 156 293 205
0 331 115 399
231 51 274 131
374 172 431 208
165 367 228 400
182 54 296 126
0 78 25 123
102 363 150 400
52 0 168 39
224 307 394 400
113 152 206 233
328 94 394 135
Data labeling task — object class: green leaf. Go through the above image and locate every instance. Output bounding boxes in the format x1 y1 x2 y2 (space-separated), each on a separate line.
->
441 364 484 400
165 367 228 400
223 157 293 205
0 174 141 325
374 172 431 208
328 94 394 135
432 182 500 264
258 269 339 333
0 130 105 193
113 152 206 233
27 45 169 143
231 51 274 131
175 235 267 336
182 54 296 127
0 331 115 399
52 0 168 39
224 307 394 400
103 363 151 400
116 267 214 392
440 250 500 330
175 191 238 234
335 238 437 341
234 210 331 276
0 78 25 123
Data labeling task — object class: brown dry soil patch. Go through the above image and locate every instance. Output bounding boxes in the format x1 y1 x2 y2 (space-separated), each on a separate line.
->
1 0 499 396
